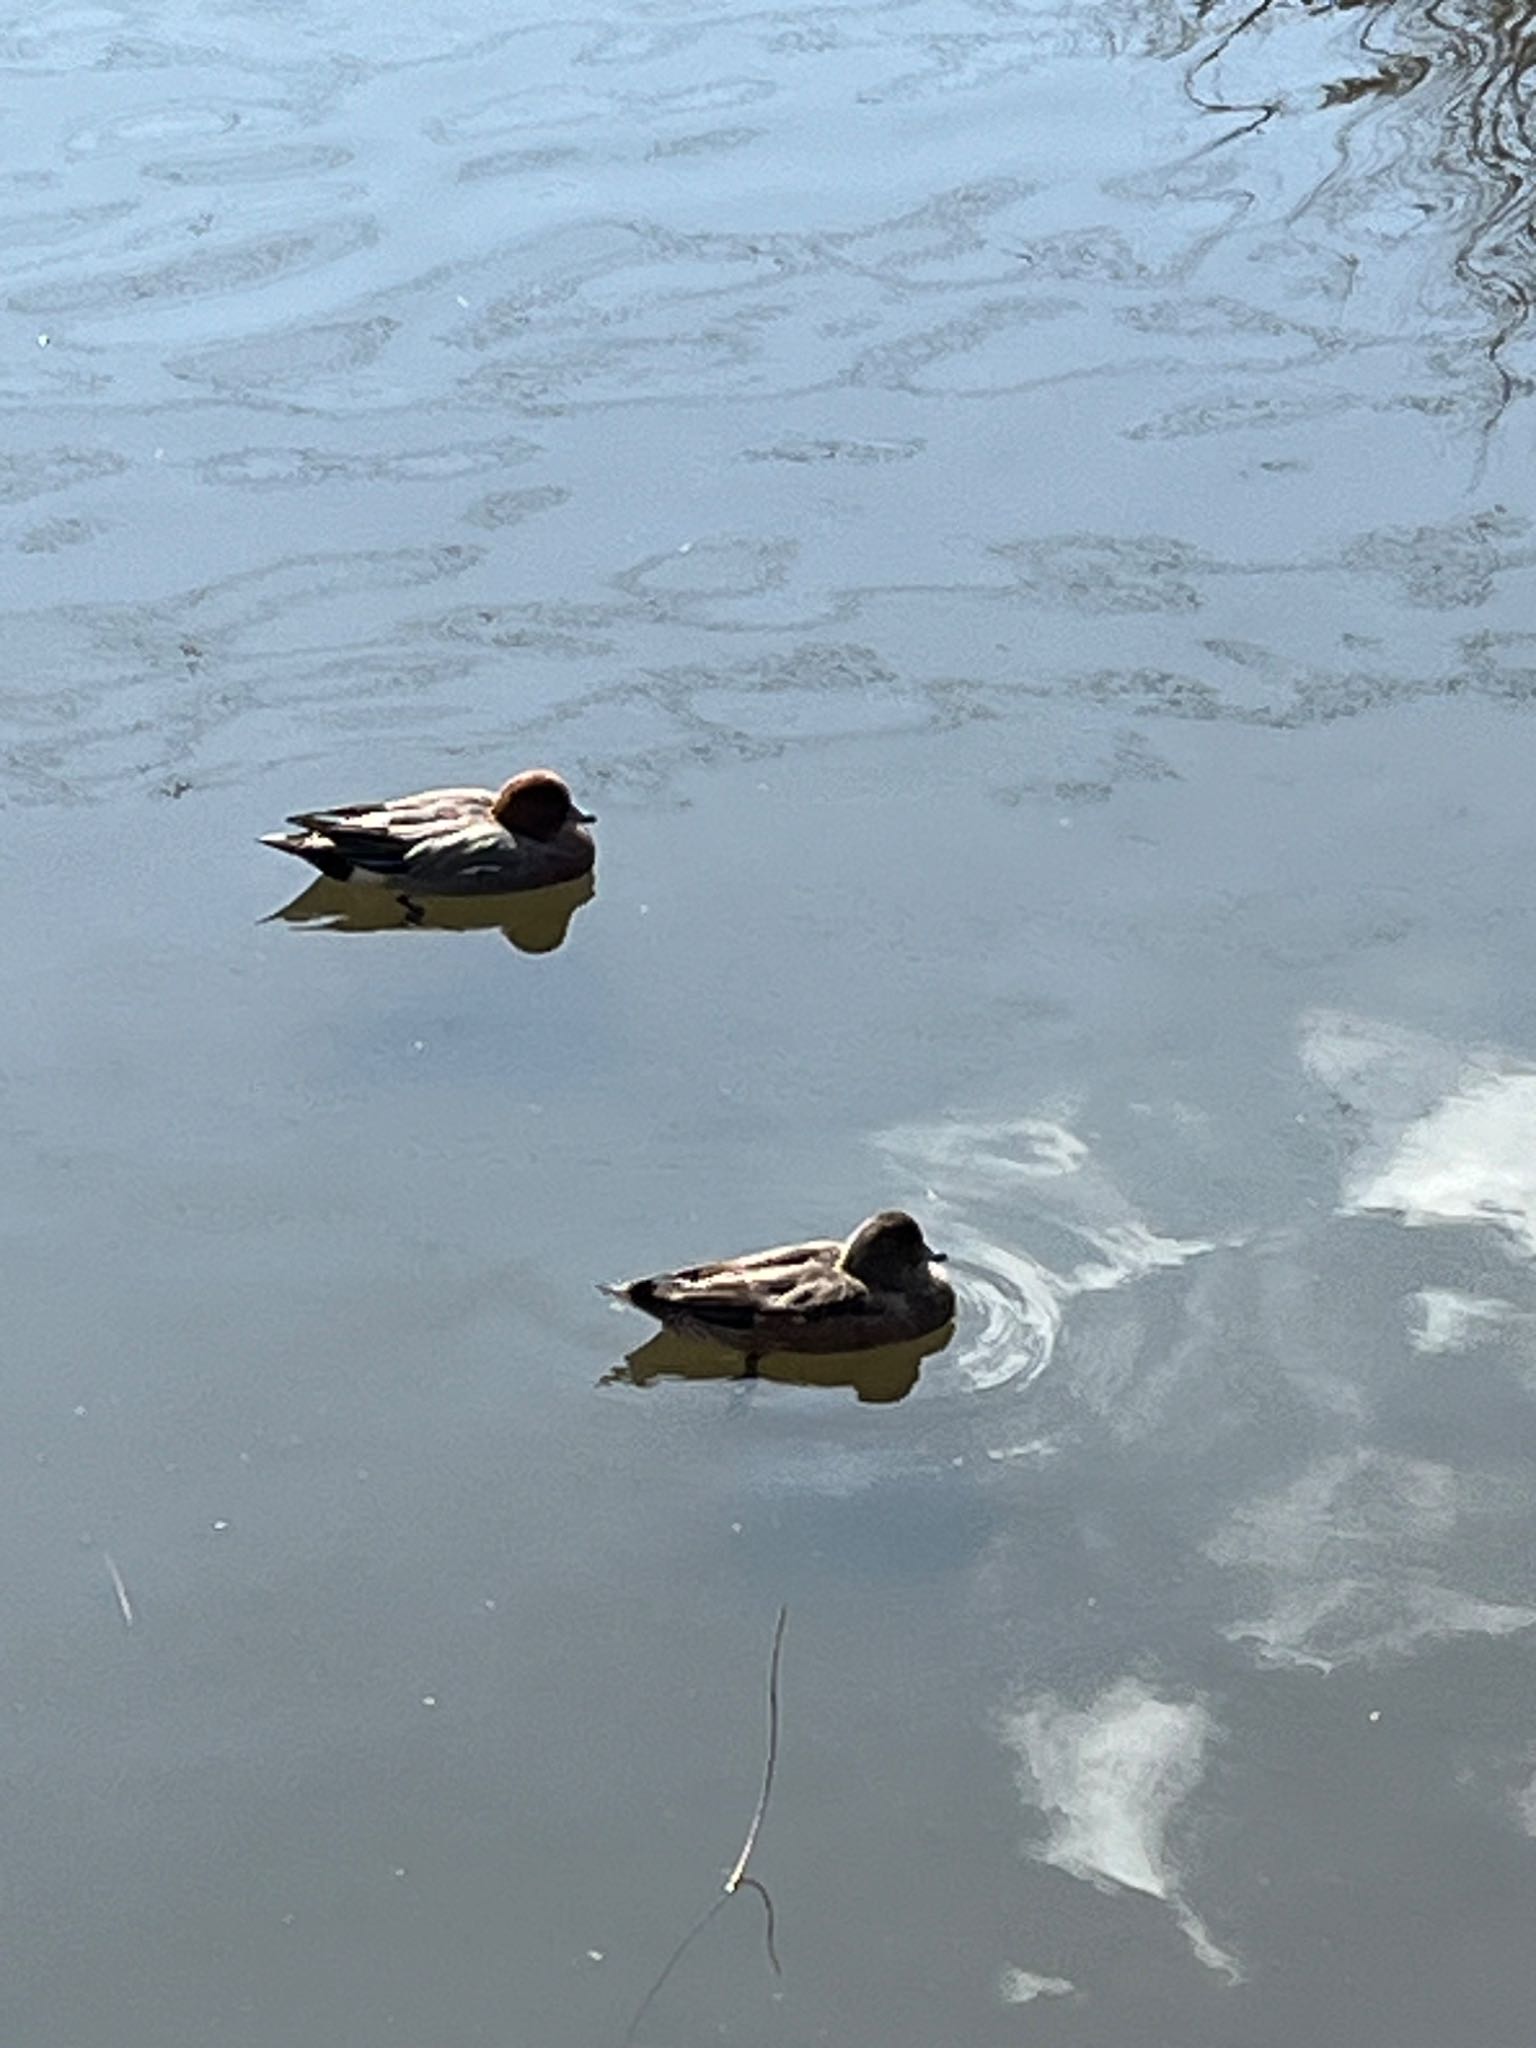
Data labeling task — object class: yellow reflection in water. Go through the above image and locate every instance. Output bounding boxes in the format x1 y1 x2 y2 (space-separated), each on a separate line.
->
602 1322 956 1405
266 869 595 953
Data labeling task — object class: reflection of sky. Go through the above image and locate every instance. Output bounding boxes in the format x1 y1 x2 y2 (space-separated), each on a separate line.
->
1350 1069 1536 1254
1207 1450 1536 1671
879 1007 1536 1990
1309 1007 1536 1258
6 0 1536 2033
1176 0 1536 404
1004 1679 1239 1979
7 3 1536 817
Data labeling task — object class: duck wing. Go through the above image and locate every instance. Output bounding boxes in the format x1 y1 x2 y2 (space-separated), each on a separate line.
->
623 1240 870 1334
280 790 506 884
308 814 516 887
392 815 535 890
286 786 496 833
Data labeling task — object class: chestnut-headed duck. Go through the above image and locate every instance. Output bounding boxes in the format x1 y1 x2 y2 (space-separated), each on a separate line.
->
261 768 594 895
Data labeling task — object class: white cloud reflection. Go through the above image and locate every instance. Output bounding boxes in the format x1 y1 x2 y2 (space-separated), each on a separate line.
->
1516 1763 1536 1839
1409 1287 1521 1355
1303 1010 1536 1256
1003 1679 1240 1981
1207 1452 1536 1672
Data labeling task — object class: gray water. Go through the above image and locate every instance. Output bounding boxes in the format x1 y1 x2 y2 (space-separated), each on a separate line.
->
5 2 1536 2042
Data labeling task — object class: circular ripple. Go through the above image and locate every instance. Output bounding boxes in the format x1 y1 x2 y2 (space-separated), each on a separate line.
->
934 1232 1062 1395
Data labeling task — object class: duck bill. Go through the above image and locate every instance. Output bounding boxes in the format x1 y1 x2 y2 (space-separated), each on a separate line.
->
572 807 597 824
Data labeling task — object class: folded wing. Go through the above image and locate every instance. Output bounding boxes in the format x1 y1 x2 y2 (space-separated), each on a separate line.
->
631 1240 871 1335
286 786 496 833
285 795 511 885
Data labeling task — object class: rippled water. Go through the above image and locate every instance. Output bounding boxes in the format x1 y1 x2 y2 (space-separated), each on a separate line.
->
6 2 1536 2043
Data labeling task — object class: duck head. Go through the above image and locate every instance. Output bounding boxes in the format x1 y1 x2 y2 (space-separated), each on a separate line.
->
491 769 595 839
839 1209 946 1286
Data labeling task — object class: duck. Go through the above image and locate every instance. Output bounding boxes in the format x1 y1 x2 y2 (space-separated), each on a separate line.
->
602 1209 953 1361
260 768 594 895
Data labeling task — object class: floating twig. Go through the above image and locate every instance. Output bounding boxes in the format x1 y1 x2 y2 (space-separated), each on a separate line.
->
724 1603 787 1895
103 1551 135 1629
623 1605 788 2045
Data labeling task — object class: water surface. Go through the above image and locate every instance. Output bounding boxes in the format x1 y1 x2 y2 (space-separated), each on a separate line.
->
5 3 1536 2043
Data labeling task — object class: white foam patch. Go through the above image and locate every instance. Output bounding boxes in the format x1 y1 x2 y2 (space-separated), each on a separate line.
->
1410 1289 1519 1355
999 1966 1075 2004
1003 1679 1240 1981
1208 1452 1536 1671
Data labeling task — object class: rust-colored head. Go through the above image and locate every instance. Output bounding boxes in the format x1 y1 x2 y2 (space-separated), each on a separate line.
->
490 770 594 840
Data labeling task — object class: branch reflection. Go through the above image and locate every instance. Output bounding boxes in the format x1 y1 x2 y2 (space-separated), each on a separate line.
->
1172 0 1536 413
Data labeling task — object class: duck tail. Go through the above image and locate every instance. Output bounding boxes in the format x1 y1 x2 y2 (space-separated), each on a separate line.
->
599 1278 658 1311
259 832 352 881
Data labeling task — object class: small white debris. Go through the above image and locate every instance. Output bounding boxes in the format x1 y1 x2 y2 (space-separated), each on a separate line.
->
393 1867 407 1879
103 1552 135 1628
456 294 469 308
421 1695 437 1708
730 1522 742 1534
1000 1967 1075 2005
211 1519 230 1533
36 333 49 347
586 1949 604 1963
1367 1708 1382 1723
483 1598 498 1610
73 1405 87 1418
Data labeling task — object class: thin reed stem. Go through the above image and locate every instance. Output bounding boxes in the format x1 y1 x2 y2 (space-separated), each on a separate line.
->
622 1606 789 2044
724 1604 787 1894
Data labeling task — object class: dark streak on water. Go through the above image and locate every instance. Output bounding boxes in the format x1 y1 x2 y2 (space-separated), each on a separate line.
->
4 4 1536 2046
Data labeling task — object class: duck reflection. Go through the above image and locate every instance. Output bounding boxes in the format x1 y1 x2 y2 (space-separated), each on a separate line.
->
600 1322 955 1405
267 869 594 953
